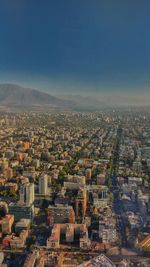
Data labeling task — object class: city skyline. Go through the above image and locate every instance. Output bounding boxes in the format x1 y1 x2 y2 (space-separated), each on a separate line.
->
0 2 150 265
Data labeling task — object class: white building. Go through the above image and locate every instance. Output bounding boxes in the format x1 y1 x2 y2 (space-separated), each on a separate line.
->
20 183 34 205
39 174 48 195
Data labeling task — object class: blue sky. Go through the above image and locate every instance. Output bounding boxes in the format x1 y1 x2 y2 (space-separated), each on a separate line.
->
0 0 150 97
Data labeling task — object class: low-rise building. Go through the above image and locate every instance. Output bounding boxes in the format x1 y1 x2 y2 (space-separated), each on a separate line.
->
47 204 75 225
9 202 34 222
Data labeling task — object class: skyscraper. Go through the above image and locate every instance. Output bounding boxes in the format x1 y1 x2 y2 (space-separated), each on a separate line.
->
20 183 34 205
39 174 48 195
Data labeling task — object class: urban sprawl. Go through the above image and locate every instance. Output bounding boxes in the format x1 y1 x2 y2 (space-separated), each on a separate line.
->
0 111 149 266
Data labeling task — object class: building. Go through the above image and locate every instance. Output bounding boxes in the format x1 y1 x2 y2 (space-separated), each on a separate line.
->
99 228 116 244
15 218 31 234
75 189 87 219
47 224 60 248
23 252 38 267
47 223 90 250
39 174 48 195
67 174 86 185
77 254 115 267
9 202 34 222
61 256 79 267
47 204 75 226
64 182 82 190
128 176 143 186
10 229 29 249
20 183 34 205
85 168 92 179
66 224 74 242
80 225 91 250
99 217 116 244
0 215 14 234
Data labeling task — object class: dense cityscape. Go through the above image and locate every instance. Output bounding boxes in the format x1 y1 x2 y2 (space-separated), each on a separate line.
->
1 0 150 266
0 110 149 266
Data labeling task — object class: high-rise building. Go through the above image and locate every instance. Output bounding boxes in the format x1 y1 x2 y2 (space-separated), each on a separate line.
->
39 174 48 195
75 189 87 219
20 183 34 205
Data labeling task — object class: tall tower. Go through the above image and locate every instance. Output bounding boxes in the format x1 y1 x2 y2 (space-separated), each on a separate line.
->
20 183 34 205
26 183 34 205
39 174 48 195
75 189 87 219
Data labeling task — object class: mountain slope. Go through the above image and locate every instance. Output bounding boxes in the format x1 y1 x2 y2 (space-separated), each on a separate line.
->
0 84 74 107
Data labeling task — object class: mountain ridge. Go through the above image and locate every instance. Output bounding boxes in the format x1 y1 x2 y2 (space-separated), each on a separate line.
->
0 84 75 107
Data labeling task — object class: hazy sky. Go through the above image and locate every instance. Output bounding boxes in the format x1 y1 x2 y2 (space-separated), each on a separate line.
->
0 0 150 98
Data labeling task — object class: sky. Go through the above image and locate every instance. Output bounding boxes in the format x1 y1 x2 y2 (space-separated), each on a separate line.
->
0 0 150 102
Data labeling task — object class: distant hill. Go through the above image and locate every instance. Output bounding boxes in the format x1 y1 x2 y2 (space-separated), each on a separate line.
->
0 84 74 108
0 84 108 111
58 94 107 110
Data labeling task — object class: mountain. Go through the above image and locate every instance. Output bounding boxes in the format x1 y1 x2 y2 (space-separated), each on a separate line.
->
0 84 107 111
0 84 75 108
57 94 107 110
